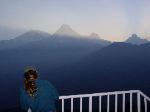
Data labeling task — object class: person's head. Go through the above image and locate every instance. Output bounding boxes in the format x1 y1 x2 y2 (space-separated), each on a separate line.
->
24 66 38 91
24 66 38 82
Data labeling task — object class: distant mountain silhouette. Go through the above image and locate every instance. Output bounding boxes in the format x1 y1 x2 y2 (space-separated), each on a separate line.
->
0 30 51 50
88 33 111 46
53 24 111 46
90 33 100 39
54 24 80 37
125 34 149 45
15 30 51 41
0 26 25 40
0 25 111 50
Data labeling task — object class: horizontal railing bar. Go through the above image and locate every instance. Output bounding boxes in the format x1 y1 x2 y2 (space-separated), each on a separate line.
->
59 90 140 99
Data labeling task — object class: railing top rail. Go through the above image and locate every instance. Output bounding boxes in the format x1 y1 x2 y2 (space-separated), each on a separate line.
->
139 91 150 102
59 90 140 99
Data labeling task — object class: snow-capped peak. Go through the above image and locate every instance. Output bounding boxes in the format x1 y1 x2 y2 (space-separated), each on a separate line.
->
126 34 149 45
54 24 80 37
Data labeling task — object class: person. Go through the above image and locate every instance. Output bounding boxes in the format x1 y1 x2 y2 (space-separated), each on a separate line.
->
20 66 59 112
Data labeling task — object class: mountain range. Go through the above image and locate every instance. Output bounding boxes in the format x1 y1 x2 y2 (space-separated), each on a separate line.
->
0 25 111 50
0 25 149 51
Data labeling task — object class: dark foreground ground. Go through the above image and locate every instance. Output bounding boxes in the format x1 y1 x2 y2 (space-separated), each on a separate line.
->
1 106 149 112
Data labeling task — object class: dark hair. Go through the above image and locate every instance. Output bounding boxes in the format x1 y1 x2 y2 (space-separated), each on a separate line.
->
24 69 38 92
24 69 38 80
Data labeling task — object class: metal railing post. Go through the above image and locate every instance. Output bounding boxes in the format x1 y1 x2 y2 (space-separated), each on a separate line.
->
144 98 147 112
80 97 83 112
107 95 110 112
122 93 125 112
99 96 101 112
115 94 118 112
71 98 73 112
137 92 141 112
130 93 132 112
89 96 92 112
62 99 64 112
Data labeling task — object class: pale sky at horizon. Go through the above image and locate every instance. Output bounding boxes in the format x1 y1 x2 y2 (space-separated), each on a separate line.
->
0 0 150 41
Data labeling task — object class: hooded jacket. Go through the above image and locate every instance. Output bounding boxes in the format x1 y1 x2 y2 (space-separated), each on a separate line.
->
20 80 59 112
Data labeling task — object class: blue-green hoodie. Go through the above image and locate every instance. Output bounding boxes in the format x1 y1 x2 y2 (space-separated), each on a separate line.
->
20 80 59 112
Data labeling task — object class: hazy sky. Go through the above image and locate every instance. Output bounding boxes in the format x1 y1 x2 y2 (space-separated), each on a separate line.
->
0 0 150 41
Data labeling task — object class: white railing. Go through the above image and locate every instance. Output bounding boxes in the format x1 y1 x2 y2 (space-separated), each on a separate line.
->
59 90 150 112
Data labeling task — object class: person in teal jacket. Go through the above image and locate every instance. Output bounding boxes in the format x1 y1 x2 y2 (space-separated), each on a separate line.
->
20 66 59 112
